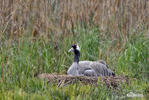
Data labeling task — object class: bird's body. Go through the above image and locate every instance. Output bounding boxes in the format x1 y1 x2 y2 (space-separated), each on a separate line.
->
67 61 97 76
67 44 115 77
67 62 79 76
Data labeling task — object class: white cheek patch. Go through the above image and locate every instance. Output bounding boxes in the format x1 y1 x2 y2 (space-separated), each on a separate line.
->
76 45 80 51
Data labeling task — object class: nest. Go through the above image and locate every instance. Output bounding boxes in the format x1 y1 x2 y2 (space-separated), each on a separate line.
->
37 73 129 88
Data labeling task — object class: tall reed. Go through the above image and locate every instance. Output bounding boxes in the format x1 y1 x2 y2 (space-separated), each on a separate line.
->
0 0 149 42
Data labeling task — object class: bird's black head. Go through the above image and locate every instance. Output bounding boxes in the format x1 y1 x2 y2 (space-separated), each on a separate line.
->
68 44 80 52
72 44 77 50
69 44 80 63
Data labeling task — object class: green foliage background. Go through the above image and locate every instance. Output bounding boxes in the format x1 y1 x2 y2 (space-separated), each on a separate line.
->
0 0 149 99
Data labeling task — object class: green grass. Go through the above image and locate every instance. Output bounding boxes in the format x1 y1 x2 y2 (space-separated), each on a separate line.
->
0 26 149 100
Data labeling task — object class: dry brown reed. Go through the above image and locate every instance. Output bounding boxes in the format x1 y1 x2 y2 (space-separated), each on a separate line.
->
0 0 149 41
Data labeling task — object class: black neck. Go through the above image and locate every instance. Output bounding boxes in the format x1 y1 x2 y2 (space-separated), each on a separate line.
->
74 50 80 63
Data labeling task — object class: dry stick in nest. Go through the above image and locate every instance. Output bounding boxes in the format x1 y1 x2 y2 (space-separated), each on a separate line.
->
38 73 129 88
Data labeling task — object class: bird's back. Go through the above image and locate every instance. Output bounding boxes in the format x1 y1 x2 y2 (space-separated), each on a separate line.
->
79 61 115 76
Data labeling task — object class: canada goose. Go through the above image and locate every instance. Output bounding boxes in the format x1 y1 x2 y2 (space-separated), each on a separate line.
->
67 44 115 77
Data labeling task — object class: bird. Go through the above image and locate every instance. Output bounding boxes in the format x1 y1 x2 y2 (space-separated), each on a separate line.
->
67 44 115 77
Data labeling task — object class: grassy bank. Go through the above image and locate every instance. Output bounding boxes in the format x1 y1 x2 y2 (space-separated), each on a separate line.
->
0 27 149 99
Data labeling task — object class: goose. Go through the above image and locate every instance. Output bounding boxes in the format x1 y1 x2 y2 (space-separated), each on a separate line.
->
67 44 115 77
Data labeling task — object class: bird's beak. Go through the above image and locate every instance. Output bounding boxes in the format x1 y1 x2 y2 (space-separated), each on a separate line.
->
68 48 73 52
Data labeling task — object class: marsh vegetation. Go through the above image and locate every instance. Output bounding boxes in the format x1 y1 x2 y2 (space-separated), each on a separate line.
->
0 0 149 99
